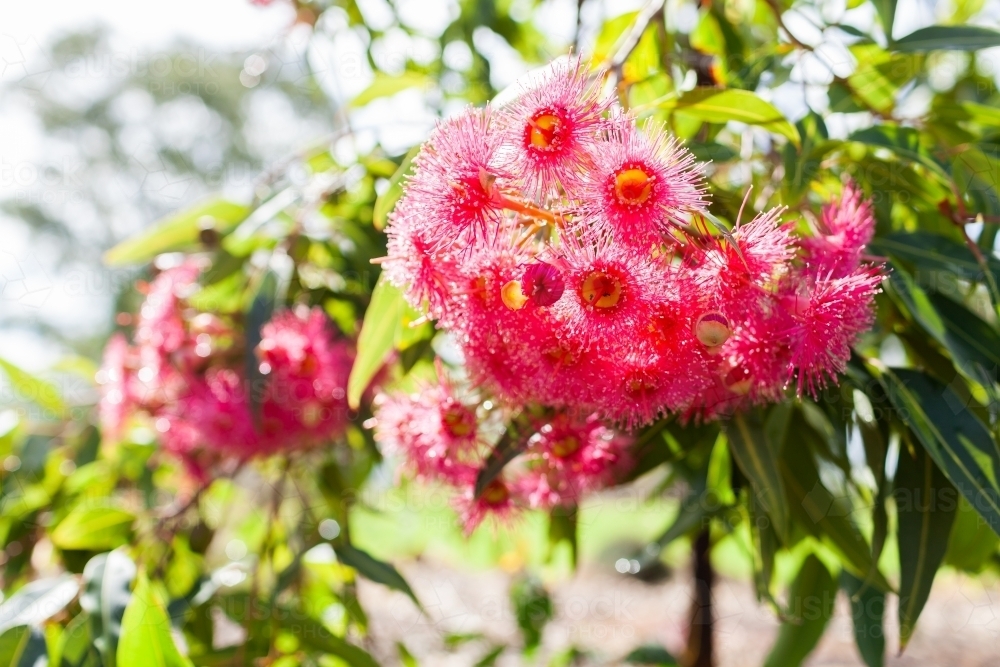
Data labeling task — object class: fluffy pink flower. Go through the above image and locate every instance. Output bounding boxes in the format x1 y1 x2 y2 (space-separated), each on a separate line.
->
456 477 523 535
97 333 135 441
578 120 705 248
135 261 202 355
501 58 612 196
801 181 876 278
404 107 508 248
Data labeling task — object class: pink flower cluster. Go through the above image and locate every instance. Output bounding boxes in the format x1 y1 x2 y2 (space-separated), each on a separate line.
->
382 58 883 425
374 374 631 533
98 261 354 474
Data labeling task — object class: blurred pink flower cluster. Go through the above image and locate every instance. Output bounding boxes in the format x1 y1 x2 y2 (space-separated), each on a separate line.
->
98 261 354 475
381 58 884 426
374 374 631 533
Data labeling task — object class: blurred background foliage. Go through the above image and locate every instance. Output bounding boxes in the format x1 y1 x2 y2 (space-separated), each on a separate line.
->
3 0 1000 665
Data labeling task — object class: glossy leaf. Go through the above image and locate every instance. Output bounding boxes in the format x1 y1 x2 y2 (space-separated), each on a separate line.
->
0 358 66 418
879 367 1000 536
0 575 80 634
0 626 48 667
624 644 679 665
895 25 1000 52
945 497 1000 572
282 611 379 667
670 88 800 147
840 571 885 667
51 505 136 551
848 125 947 177
334 544 420 606
347 274 404 409
117 573 193 667
373 145 419 231
762 555 837 667
727 411 789 542
350 72 432 107
869 231 1000 285
895 443 958 649
873 0 897 42
104 199 249 266
81 550 137 667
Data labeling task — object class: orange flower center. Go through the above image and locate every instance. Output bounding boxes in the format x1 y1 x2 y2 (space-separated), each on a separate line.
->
581 271 623 308
528 112 563 151
613 167 655 206
501 280 528 310
551 435 581 458
442 404 475 438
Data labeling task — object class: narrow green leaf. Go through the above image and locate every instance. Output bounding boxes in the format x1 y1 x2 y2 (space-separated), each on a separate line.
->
870 231 1000 285
848 125 948 177
473 646 505 667
624 644 679 665
334 544 420 607
878 367 1000 536
0 626 48 667
895 25 1000 52
350 72 431 108
373 146 419 231
81 550 137 667
397 642 419 667
347 275 404 409
104 199 249 266
0 576 80 634
116 572 193 667
0 358 66 418
244 270 277 426
840 571 885 667
51 505 136 551
671 88 800 147
873 0 897 42
762 555 837 667
282 611 378 667
945 497 1000 572
895 443 958 649
727 411 789 542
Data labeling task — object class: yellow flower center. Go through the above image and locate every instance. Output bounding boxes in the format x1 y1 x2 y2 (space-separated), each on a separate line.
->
501 280 529 310
442 405 474 438
581 271 623 308
551 435 581 458
481 480 510 505
528 112 563 150
613 167 655 206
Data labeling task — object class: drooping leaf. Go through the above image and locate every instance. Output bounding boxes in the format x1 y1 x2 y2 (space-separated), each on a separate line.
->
840 571 885 667
762 555 837 667
0 357 66 418
895 442 958 649
895 25 1000 52
474 429 527 499
727 411 789 542
81 550 137 667
945 496 1000 572
51 505 136 551
104 199 249 265
873 0 897 42
244 269 278 427
878 367 1000 536
350 72 432 107
347 274 404 409
117 573 193 667
0 626 48 667
0 575 80 634
670 88 800 147
373 145 419 231
334 544 420 607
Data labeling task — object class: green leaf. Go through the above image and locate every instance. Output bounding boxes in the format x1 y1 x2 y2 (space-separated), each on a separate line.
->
51 505 136 551
873 0 897 42
510 575 552 654
117 573 193 667
334 544 420 606
104 199 249 266
58 613 99 667
0 575 80 634
878 367 1000 536
244 270 277 426
840 571 885 667
281 611 378 667
670 88 800 147
848 125 948 178
0 626 48 667
350 72 432 108
727 411 789 542
473 646 505 667
895 443 958 649
869 231 1000 285
945 497 1000 572
624 644 679 665
81 550 137 667
0 357 66 418
373 146 419 231
397 642 419 667
347 275 404 409
894 25 1000 51
762 555 837 667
